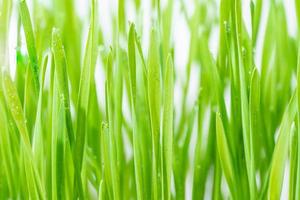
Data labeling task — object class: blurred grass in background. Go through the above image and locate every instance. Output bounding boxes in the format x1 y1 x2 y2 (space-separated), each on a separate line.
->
1 0 300 199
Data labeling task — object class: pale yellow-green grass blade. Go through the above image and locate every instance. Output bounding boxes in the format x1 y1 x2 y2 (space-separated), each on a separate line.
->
162 55 174 200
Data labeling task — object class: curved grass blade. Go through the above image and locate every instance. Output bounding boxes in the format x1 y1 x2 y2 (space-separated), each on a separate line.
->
216 112 236 198
268 93 297 199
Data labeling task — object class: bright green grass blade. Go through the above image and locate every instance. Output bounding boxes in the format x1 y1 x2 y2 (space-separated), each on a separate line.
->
19 0 39 91
53 0 82 103
147 27 162 200
23 59 38 136
249 67 263 156
162 55 174 200
128 24 137 108
32 55 48 183
233 1 256 196
51 74 67 200
192 97 206 200
0 78 21 198
98 180 104 200
51 28 75 146
0 98 16 197
51 75 58 199
73 0 98 198
128 23 144 200
251 0 263 45
296 43 300 200
2 72 31 146
113 36 125 200
134 33 147 77
133 29 152 198
296 0 300 28
15 46 27 105
218 0 230 74
173 107 196 199
105 48 122 199
105 50 121 200
101 122 113 200
216 112 236 198
2 71 45 199
268 93 297 200
212 148 223 200
249 67 260 198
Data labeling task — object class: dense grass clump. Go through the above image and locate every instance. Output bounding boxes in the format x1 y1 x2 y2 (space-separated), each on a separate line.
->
1 0 300 199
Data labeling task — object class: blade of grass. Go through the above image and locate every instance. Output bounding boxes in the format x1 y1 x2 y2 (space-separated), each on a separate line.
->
249 68 260 198
73 0 98 198
105 50 121 200
216 112 236 198
289 127 297 200
268 92 297 199
162 55 174 200
147 27 162 200
2 71 45 199
296 42 300 200
0 97 17 197
51 28 75 147
51 73 67 199
128 23 144 200
19 0 39 91
32 54 48 181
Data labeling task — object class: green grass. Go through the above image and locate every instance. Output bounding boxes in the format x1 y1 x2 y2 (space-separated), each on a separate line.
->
1 0 300 199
